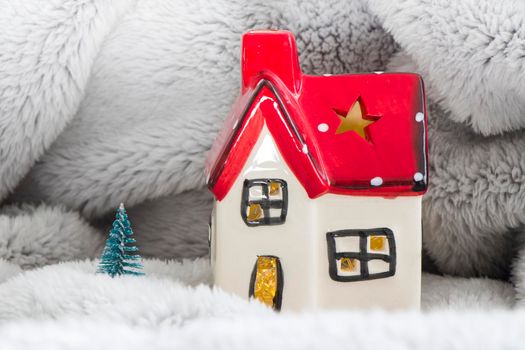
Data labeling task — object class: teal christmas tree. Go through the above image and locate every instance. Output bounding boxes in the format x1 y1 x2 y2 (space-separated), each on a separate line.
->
97 203 144 277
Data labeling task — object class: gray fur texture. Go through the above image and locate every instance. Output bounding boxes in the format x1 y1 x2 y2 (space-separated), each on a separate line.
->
0 204 103 269
1 0 525 301
0 0 135 202
13 0 396 217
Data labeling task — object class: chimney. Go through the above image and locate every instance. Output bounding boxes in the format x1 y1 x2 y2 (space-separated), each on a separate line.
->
241 30 302 94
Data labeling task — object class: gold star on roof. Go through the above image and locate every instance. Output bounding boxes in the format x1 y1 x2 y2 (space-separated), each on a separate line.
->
334 98 380 141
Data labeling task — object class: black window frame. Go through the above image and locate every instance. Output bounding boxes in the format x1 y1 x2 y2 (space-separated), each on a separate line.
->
326 228 396 282
241 179 288 226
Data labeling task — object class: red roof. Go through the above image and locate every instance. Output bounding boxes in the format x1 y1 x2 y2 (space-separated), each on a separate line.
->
206 30 428 201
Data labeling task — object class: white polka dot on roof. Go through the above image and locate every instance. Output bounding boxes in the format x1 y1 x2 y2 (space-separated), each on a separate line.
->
317 123 329 132
415 112 424 122
370 177 383 186
413 172 424 182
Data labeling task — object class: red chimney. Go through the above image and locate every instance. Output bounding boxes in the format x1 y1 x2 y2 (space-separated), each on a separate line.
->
241 30 302 94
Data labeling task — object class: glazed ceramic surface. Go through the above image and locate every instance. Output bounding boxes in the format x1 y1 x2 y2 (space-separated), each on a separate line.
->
206 30 427 311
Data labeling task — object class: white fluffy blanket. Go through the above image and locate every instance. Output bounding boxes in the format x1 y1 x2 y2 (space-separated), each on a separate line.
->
0 258 519 349
1 0 525 347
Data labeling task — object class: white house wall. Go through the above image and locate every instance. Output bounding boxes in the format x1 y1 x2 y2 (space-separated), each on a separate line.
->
315 194 421 310
213 124 421 311
214 125 317 311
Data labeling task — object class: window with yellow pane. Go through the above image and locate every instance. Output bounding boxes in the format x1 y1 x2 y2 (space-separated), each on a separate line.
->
326 228 396 282
241 179 288 226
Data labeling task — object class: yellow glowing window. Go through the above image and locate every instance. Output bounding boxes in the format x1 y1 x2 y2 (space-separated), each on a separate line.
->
369 236 385 251
327 229 396 282
268 181 281 196
246 203 263 222
340 257 357 272
242 179 288 226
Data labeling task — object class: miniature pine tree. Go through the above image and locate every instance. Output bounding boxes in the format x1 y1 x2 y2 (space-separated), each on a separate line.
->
97 203 144 277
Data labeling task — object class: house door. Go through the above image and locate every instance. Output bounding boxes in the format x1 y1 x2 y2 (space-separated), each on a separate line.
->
249 255 283 310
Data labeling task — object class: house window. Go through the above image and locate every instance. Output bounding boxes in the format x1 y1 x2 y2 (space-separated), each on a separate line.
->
241 179 288 226
326 228 396 282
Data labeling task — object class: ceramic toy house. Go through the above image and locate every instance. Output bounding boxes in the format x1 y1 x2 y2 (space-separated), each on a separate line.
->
206 30 428 311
